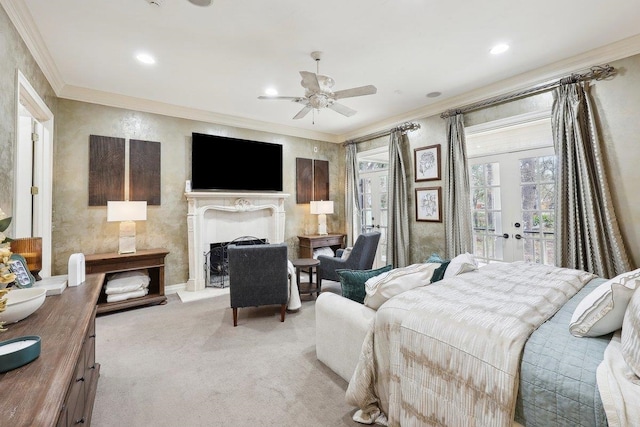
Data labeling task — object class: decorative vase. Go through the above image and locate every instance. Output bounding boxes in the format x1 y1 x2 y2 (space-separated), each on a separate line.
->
10 237 42 281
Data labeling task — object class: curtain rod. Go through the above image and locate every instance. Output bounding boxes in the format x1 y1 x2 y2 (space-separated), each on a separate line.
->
343 121 421 146
440 64 616 119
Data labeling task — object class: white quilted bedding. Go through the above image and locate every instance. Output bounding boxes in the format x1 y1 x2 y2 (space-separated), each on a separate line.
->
346 261 595 427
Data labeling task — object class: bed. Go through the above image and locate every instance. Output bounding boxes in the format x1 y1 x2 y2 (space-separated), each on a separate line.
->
341 260 639 427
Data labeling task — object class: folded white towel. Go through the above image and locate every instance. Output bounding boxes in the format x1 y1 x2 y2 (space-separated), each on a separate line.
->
106 288 148 303
105 270 150 294
105 282 148 295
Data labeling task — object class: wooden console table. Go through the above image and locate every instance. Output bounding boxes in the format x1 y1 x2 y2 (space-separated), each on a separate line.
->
0 274 103 426
85 248 169 314
297 234 345 259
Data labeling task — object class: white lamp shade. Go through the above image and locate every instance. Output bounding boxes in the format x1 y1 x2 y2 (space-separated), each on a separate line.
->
310 200 334 215
107 201 147 222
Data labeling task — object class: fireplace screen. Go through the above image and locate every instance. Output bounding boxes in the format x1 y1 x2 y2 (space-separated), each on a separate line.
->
204 236 268 288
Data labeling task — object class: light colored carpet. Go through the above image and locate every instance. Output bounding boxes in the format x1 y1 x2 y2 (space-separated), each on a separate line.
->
92 285 360 426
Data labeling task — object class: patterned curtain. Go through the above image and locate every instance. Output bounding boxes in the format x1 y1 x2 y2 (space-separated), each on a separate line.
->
387 130 410 267
552 80 631 278
444 114 473 259
345 143 361 247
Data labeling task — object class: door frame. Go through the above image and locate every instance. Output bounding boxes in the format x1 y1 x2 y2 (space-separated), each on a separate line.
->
14 70 54 277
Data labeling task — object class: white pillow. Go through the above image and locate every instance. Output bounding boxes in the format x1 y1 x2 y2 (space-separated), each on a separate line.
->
340 247 353 260
313 247 335 259
443 252 478 279
364 263 438 310
569 269 640 337
621 287 640 377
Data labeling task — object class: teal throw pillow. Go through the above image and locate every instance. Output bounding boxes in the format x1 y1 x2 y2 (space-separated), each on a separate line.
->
430 260 451 283
336 265 393 304
425 253 447 264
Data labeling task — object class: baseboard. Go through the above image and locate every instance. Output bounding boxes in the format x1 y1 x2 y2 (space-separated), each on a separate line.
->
165 282 186 295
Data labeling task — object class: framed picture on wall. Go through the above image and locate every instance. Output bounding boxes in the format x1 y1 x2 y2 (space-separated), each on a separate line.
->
414 144 441 182
415 187 442 222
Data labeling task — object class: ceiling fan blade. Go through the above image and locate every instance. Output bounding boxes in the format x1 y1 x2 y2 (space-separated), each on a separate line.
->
328 102 357 117
299 71 321 92
293 106 313 120
333 85 377 99
257 96 304 101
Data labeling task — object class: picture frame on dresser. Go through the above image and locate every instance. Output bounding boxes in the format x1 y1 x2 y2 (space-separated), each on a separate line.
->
8 254 35 288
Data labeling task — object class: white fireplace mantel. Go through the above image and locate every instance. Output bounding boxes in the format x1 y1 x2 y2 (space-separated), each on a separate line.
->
185 191 290 292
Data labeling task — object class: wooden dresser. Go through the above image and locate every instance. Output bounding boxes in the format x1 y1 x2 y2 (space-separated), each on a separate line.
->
0 274 103 426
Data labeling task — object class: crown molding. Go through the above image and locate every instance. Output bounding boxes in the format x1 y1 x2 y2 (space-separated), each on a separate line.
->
1 0 65 94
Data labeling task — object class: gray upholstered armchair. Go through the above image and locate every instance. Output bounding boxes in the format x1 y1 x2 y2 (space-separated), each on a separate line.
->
317 231 382 290
228 243 289 327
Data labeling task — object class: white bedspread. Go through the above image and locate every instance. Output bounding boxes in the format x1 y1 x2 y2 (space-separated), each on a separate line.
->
346 261 595 427
597 331 640 427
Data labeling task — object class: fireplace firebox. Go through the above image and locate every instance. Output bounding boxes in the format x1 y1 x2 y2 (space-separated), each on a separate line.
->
205 236 268 288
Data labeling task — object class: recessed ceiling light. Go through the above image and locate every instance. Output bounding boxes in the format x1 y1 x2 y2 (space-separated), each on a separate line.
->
136 53 156 65
490 43 509 55
426 91 441 98
188 0 213 6
265 87 278 96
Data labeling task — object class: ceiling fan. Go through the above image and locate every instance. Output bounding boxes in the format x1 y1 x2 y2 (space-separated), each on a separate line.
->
258 51 377 120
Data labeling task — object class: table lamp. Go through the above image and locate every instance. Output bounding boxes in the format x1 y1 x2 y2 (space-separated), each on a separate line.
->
310 200 334 235
107 201 147 254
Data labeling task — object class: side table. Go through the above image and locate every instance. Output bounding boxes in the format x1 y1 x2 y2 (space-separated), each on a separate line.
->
85 248 169 314
297 234 345 259
291 258 321 297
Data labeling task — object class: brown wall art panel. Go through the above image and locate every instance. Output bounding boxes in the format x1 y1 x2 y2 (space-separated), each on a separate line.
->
313 159 329 201
129 139 161 205
296 157 330 204
296 157 313 204
88 135 125 206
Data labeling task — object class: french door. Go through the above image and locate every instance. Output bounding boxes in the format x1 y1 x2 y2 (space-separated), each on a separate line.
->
469 147 556 264
357 147 388 269
360 170 388 268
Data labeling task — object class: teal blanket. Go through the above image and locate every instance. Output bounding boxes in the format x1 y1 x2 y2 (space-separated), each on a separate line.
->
515 277 611 427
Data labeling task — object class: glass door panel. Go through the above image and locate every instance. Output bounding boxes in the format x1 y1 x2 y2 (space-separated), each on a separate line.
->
358 148 389 269
360 170 387 268
469 147 555 264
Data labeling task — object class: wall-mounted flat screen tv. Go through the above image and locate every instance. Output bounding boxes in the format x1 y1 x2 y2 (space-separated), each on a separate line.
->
191 132 283 191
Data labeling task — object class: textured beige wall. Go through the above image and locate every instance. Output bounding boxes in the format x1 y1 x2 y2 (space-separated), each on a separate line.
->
0 6 56 224
53 100 344 285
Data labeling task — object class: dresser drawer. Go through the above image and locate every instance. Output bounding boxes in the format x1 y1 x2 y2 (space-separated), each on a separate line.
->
313 236 342 247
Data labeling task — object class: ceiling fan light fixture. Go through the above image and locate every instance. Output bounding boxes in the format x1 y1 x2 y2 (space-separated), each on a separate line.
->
264 87 278 96
309 94 330 109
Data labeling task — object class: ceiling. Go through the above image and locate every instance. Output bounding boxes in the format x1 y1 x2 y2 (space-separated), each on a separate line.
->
4 0 640 142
